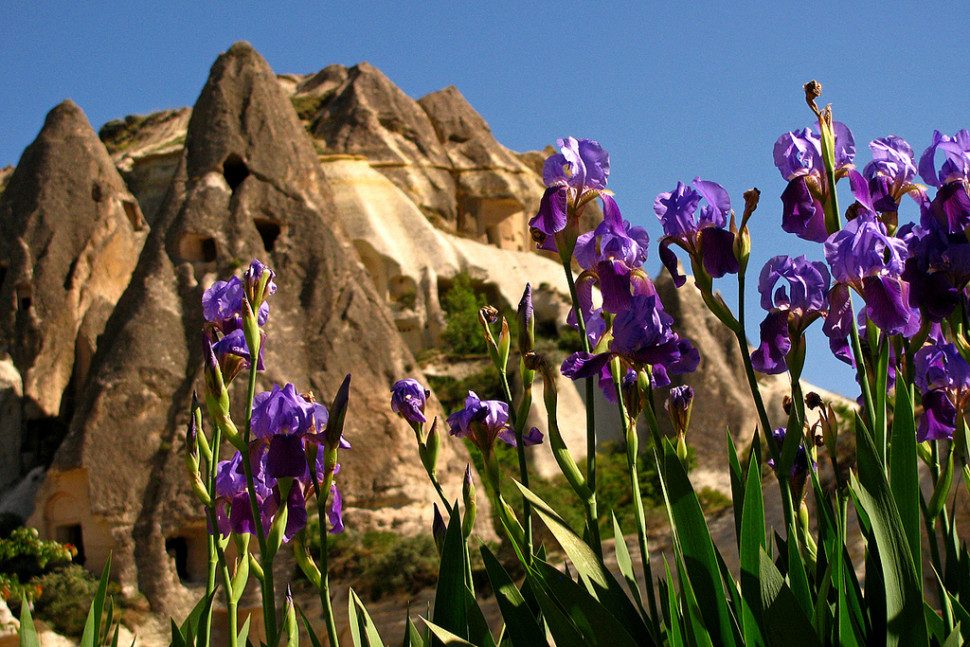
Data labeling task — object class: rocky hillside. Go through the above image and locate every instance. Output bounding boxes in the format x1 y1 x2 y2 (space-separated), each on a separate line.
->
0 41 799 622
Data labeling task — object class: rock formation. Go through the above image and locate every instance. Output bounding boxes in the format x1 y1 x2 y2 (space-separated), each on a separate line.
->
0 100 148 485
22 43 471 615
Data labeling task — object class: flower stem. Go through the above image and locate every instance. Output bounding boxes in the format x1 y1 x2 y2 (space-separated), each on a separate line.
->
613 364 660 632
562 259 601 556
316 476 340 647
498 369 534 559
239 338 277 643
735 271 773 442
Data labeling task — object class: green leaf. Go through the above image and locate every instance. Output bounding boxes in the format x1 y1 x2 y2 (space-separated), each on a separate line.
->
403 617 426 647
432 504 468 640
943 622 964 647
674 551 714 647
18 595 41 647
527 571 586 647
170 619 187 647
422 620 477 646
739 442 765 617
660 440 736 646
874 335 890 464
924 601 946 643
786 526 813 621
946 590 970 636
178 585 216 647
349 588 385 647
81 555 112 647
534 559 640 647
513 482 651 644
758 549 821 647
889 384 920 583
727 430 746 551
464 584 496 647
480 545 545 647
237 615 251 647
298 606 324 647
850 420 928 646
927 450 954 522
610 513 646 617
662 558 684 647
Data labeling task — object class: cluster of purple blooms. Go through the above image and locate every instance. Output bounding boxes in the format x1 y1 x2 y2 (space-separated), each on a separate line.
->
203 260 347 542
390 379 543 456
758 124 970 442
530 138 701 396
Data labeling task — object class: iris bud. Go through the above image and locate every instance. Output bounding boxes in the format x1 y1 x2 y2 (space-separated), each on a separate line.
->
432 503 446 555
420 417 441 476
248 553 264 582
517 284 535 356
265 479 292 558
230 535 250 603
496 317 511 374
666 385 694 440
284 586 298 647
292 533 321 589
325 374 352 451
462 465 477 539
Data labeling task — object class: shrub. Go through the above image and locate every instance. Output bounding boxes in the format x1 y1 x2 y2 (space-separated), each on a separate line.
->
440 272 489 356
0 526 75 606
32 564 99 637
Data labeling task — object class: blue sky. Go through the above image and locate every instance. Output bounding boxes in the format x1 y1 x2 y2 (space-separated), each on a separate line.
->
2 0 966 397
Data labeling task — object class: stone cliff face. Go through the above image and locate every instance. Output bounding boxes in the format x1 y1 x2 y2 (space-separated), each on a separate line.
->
0 41 805 619
0 100 148 488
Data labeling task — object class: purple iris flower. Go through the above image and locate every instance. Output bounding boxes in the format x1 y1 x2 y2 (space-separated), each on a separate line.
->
913 341 970 442
573 195 653 313
251 383 346 481
543 136 610 192
201 262 274 383
243 259 277 300
823 213 918 336
654 179 738 287
901 224 970 322
561 294 699 383
446 391 542 454
919 129 970 189
773 123 855 242
918 130 970 236
213 449 308 541
390 378 429 424
854 136 926 214
750 256 830 375
202 275 270 331
530 137 610 252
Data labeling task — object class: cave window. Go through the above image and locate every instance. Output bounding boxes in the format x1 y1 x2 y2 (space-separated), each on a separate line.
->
178 233 218 263
254 218 282 252
55 524 86 565
223 154 250 192
91 182 103 202
15 283 32 311
165 536 190 582
22 417 70 470
0 262 7 290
